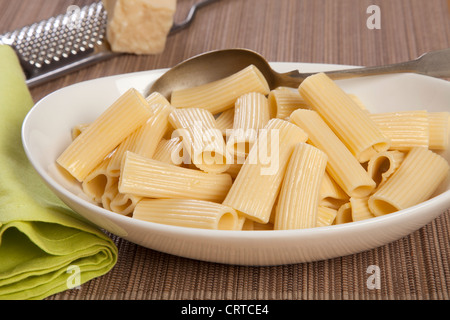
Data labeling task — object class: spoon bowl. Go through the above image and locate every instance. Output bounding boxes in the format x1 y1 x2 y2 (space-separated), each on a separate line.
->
148 47 450 99
148 48 289 99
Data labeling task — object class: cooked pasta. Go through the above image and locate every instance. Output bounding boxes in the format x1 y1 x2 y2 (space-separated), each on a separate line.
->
274 143 328 230
169 107 232 173
299 72 390 162
428 111 449 150
106 128 141 178
119 151 232 202
248 221 275 230
57 64 450 231
350 197 374 221
130 103 174 158
226 92 271 161
316 206 338 227
335 202 352 224
368 147 449 216
133 198 240 230
92 102 172 215
225 163 243 179
109 192 141 216
170 64 270 114
146 91 171 106
370 110 429 151
268 86 310 119
152 137 185 165
146 92 173 141
215 108 235 136
72 123 90 140
290 109 376 198
57 88 153 182
106 103 173 177
222 118 308 224
319 171 349 209
101 177 119 211
236 215 248 230
81 155 113 204
367 150 405 187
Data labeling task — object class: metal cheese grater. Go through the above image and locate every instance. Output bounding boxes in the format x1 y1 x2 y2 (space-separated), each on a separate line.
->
0 0 220 88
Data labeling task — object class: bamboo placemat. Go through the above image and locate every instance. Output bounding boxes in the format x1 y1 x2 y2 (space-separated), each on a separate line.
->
1 0 449 301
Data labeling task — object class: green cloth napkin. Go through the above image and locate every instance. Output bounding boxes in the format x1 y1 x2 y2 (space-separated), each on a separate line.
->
0 45 118 300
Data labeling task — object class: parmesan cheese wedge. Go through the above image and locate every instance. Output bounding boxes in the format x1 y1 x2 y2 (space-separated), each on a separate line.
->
102 0 176 54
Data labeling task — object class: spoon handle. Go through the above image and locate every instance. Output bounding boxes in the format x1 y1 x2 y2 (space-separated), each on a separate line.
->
279 48 450 87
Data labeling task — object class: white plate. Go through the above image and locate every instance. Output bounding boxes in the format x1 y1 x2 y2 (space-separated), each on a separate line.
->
22 62 450 266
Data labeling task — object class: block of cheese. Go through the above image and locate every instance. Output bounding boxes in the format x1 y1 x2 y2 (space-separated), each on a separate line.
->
102 0 176 55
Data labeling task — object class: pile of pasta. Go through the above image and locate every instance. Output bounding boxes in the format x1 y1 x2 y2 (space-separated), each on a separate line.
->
56 65 450 231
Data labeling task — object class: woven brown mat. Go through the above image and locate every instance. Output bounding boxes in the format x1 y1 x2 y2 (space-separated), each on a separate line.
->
1 0 449 300
44 210 449 300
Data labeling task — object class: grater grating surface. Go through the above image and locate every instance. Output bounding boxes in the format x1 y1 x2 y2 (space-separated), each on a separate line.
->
0 1 114 87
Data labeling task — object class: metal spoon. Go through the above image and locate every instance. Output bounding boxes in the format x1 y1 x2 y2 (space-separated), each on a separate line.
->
148 47 450 99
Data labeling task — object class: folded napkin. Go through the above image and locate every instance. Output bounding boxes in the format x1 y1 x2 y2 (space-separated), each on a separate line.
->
0 45 118 300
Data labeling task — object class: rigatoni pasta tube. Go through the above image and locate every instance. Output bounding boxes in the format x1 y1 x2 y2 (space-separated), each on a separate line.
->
335 202 352 224
319 171 349 209
57 88 153 182
252 222 274 230
428 112 449 150
226 92 271 161
290 109 376 197
350 197 374 222
81 155 113 204
152 137 185 165
106 128 140 178
133 199 240 230
316 206 337 227
107 103 173 177
298 72 390 162
119 151 232 202
268 87 310 119
104 102 173 214
130 103 173 158
146 91 171 106
370 110 429 151
368 147 449 216
101 177 119 211
109 192 141 216
222 118 308 224
107 102 173 177
367 150 405 187
225 163 243 179
170 64 270 114
169 107 232 173
72 123 90 140
274 143 328 230
215 108 235 136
